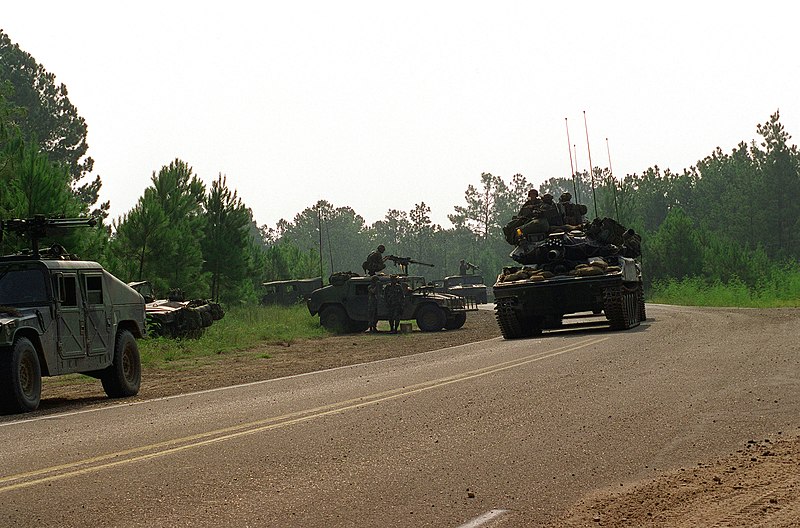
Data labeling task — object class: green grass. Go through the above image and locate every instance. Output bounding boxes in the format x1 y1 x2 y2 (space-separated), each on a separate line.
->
138 304 327 368
649 269 800 308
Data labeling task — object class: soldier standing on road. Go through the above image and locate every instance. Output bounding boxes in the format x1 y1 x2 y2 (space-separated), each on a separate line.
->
367 275 382 333
384 275 405 334
363 244 388 276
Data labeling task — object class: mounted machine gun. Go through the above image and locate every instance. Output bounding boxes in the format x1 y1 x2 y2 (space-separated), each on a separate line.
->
0 215 97 259
385 255 435 275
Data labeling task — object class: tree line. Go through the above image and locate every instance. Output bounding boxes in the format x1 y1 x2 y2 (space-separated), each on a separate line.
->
3 29 799 305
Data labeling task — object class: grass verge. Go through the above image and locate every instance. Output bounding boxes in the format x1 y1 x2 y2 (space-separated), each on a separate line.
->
649 273 800 308
138 304 327 368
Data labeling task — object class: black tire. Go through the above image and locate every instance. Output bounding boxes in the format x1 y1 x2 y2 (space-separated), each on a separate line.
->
416 304 446 332
199 309 213 328
101 330 141 398
349 320 370 333
319 305 352 333
0 337 42 414
444 312 467 330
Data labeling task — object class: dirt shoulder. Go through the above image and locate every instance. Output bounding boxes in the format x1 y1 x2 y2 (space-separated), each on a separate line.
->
36 308 800 526
550 432 800 527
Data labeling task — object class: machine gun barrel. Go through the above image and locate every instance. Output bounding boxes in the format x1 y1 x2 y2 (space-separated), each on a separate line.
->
384 255 435 275
1 215 97 257
386 255 435 267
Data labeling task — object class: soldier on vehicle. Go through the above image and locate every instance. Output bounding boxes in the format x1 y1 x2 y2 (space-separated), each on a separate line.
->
539 193 565 227
459 259 479 275
363 244 388 275
367 275 381 332
518 189 542 218
384 275 405 334
558 192 588 226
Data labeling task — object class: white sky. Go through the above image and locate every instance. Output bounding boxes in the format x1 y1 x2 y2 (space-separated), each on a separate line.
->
3 1 799 229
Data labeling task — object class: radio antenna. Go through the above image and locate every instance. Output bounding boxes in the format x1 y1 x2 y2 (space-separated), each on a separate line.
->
565 118 578 202
573 143 581 203
606 137 620 222
583 111 598 218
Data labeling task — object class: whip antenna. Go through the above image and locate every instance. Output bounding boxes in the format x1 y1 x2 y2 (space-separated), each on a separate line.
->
573 143 581 203
583 111 598 218
317 205 324 279
606 137 621 222
565 118 578 202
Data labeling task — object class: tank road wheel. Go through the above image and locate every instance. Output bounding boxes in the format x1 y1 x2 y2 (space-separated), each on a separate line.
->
101 330 142 398
416 304 447 332
637 283 647 321
604 285 641 331
319 305 352 334
0 337 42 414
444 312 467 330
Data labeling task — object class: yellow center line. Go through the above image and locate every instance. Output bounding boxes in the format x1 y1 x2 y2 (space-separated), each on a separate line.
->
0 336 607 493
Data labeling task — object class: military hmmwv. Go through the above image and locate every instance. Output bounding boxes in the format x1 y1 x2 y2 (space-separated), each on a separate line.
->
309 254 477 333
0 216 146 413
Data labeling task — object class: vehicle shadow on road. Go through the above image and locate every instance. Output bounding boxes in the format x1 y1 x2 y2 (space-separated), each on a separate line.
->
0 395 110 422
532 315 651 339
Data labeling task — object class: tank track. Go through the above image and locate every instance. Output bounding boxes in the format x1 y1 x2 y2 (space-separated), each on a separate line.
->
637 283 647 321
495 297 526 339
603 284 642 330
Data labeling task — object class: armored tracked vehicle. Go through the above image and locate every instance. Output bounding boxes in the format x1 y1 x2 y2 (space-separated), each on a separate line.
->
0 217 145 413
128 281 224 339
308 273 477 333
494 216 645 338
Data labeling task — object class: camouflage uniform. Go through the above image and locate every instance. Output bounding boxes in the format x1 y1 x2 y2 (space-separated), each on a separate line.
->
539 194 564 227
367 276 381 332
383 277 405 333
515 189 541 218
558 192 587 226
459 259 478 275
363 245 387 276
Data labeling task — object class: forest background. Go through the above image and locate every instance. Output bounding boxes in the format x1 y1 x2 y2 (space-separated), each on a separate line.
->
2 30 799 307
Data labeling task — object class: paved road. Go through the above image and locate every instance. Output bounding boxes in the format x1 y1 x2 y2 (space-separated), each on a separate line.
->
1 305 798 527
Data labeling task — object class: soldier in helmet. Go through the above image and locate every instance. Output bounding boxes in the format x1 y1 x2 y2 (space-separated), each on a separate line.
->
367 275 382 332
383 275 405 334
363 244 388 275
539 193 564 227
559 192 588 226
518 189 542 218
459 259 479 275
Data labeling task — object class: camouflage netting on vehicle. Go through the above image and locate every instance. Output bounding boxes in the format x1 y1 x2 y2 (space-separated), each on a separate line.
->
497 259 623 283
329 271 360 286
498 217 641 282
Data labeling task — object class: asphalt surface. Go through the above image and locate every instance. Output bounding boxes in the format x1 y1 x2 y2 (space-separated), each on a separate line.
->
1 304 798 527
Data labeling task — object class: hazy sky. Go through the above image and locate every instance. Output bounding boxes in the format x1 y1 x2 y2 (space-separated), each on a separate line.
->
3 1 798 229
